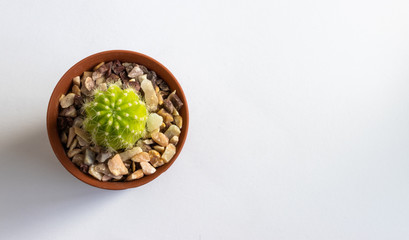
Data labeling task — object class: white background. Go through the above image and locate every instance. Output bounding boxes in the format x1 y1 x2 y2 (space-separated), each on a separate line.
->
0 0 408 239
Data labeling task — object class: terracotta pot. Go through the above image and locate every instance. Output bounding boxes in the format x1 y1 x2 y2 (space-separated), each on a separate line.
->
46 50 189 190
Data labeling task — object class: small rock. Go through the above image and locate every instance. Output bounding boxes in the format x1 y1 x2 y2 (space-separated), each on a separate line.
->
69 138 78 151
127 79 140 91
81 84 92 96
60 105 77 118
73 76 81 86
60 132 67 144
77 136 89 147
163 99 174 114
162 144 176 163
140 162 156 175
156 91 163 106
140 76 158 112
149 150 161 166
143 139 154 145
106 73 120 84
66 127 76 148
119 147 142 161
157 109 173 126
84 76 95 91
164 125 181 140
73 117 84 127
59 93 76 108
107 154 129 176
105 62 113 77
72 85 81 95
131 152 150 162
169 136 179 145
95 77 106 86
93 62 105 71
139 65 149 74
153 145 165 153
98 82 107 91
128 65 144 78
68 148 82 158
101 175 112 182
112 64 125 75
126 169 144 181
151 132 169 147
96 151 112 163
81 71 93 83
91 71 104 81
84 148 95 166
94 163 110 174
150 158 165 168
146 113 163 132
72 154 84 166
80 164 89 173
73 95 83 109
74 127 90 142
88 165 103 181
174 115 183 129
168 91 183 110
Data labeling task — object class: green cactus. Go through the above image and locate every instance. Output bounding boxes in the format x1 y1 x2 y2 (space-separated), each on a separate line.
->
83 84 148 151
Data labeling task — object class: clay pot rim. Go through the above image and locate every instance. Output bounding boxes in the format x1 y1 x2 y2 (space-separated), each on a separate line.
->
46 50 189 190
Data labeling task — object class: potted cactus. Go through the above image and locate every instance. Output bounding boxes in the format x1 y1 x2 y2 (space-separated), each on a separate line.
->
47 50 189 189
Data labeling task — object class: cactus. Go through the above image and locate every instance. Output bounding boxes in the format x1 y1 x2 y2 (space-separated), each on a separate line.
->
83 84 148 151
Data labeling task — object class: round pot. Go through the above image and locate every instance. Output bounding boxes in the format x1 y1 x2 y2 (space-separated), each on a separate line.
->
46 50 189 190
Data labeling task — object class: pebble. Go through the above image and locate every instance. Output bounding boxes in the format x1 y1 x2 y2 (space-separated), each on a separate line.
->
153 145 165 153
60 105 77 118
169 136 179 145
59 93 75 108
72 154 84 166
126 169 144 181
69 138 78 151
163 99 174 113
68 148 82 158
73 76 81 86
119 147 142 161
107 154 129 176
140 77 158 112
94 163 110 175
96 151 112 163
131 152 150 162
72 85 81 95
88 165 103 181
74 126 90 142
96 77 106 86
162 144 176 163
151 131 169 147
157 109 173 126
60 132 67 144
81 71 92 83
164 125 181 140
168 91 184 110
76 136 89 147
66 127 75 148
146 113 163 132
128 65 144 78
98 82 107 91
140 162 156 175
101 175 112 182
174 115 183 129
84 76 95 91
84 148 95 166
